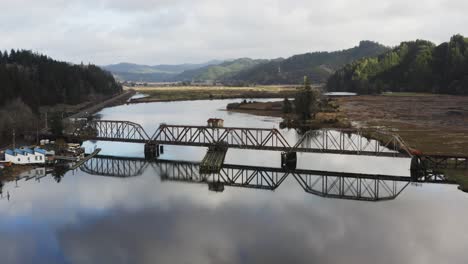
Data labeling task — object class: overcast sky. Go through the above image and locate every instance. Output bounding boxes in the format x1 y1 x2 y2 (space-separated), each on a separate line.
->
1 0 467 65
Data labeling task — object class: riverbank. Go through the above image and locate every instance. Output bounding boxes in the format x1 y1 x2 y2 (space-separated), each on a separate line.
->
336 94 468 156
226 99 351 130
127 85 301 103
225 94 468 156
225 94 468 191
0 90 136 151
442 169 468 192
65 89 136 120
338 94 468 192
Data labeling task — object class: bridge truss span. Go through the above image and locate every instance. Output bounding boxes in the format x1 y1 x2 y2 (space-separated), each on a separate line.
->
74 120 151 143
153 160 289 191
71 120 412 157
79 156 420 201
292 129 412 157
293 173 410 202
152 125 291 151
80 156 149 177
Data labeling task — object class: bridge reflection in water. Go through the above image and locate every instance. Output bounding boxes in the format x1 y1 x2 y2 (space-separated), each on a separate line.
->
80 156 454 202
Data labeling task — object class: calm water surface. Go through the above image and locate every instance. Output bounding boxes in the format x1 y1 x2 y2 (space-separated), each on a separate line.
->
1 99 467 264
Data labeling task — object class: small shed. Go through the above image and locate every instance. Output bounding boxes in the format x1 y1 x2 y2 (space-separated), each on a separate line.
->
207 118 224 128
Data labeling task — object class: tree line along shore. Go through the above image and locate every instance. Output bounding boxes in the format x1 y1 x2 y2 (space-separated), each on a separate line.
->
1 35 468 172
0 50 123 147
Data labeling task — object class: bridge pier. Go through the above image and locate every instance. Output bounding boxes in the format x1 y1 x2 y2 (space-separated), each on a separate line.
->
208 181 225 192
144 143 160 160
200 145 228 173
410 156 425 179
281 152 297 170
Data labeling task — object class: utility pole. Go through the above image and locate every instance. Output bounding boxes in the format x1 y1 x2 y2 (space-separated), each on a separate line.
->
12 128 16 149
44 112 48 130
36 120 39 145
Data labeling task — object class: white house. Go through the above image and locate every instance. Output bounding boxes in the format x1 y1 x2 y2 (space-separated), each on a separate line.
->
19 167 47 178
5 148 47 165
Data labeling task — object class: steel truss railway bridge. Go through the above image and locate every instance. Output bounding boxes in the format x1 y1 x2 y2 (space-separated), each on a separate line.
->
79 155 454 202
70 120 413 164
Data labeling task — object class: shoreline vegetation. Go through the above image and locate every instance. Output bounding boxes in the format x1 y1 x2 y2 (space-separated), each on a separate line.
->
226 100 351 130
0 90 135 179
127 84 468 157
3 36 468 192
127 85 302 103
0 50 122 148
3 83 468 191
227 93 468 157
225 90 468 192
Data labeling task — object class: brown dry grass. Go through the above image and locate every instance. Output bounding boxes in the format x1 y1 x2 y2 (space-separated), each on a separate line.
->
336 95 468 156
127 85 301 102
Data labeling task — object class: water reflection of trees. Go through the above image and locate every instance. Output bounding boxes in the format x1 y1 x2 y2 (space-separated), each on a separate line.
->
52 164 69 183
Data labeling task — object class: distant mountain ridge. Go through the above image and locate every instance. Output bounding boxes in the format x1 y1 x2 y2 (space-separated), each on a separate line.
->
104 60 223 74
103 60 224 82
175 58 268 82
228 41 389 84
104 41 389 84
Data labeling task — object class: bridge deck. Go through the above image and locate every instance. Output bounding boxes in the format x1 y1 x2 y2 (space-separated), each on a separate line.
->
82 137 408 157
78 156 418 202
72 120 413 158
92 155 412 181
79 155 457 202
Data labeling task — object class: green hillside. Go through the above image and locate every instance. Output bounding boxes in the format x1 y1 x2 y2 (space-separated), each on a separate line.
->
327 35 468 94
175 58 267 82
229 41 389 84
103 61 223 82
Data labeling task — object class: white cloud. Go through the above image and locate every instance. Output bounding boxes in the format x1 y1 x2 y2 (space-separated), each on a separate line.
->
0 0 466 65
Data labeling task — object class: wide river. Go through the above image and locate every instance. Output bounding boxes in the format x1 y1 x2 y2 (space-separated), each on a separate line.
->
1 99 467 264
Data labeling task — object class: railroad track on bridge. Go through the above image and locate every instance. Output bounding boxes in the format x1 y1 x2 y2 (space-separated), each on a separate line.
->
68 120 413 158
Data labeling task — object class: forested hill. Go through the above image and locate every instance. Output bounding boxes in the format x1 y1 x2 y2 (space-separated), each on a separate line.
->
175 58 267 82
104 42 388 84
103 61 223 82
0 50 122 111
327 35 468 94
227 41 389 85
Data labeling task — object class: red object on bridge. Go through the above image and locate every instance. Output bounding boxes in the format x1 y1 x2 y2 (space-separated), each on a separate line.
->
409 148 423 156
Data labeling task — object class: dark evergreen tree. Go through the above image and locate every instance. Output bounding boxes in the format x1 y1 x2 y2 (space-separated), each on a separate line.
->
294 76 319 120
0 49 122 109
282 98 292 114
49 112 64 137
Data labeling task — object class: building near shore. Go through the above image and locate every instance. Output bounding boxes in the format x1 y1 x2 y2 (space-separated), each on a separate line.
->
19 168 48 178
4 148 47 165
